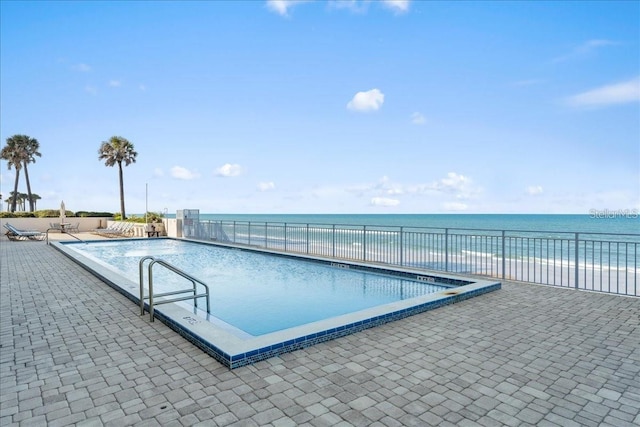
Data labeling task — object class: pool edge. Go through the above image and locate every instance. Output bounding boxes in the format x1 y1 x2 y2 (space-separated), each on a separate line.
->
52 238 501 369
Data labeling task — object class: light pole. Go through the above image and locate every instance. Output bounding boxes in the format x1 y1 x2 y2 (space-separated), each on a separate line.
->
145 183 148 226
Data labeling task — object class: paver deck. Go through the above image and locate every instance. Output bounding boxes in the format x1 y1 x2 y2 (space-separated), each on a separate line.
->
1 234 639 426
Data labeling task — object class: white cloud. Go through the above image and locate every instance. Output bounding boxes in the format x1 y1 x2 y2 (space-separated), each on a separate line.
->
579 39 617 51
346 173 480 209
266 0 289 16
266 0 308 16
347 88 384 112
410 112 426 125
377 175 404 195
258 181 275 191
553 39 618 63
382 0 410 13
109 80 121 87
346 175 404 196
526 185 543 195
443 202 468 211
405 172 481 201
329 0 368 13
315 1 412 15
371 197 400 207
73 63 91 72
85 85 97 95
171 166 199 180
565 77 640 109
275 173 490 212
511 79 543 87
437 172 472 193
215 163 244 177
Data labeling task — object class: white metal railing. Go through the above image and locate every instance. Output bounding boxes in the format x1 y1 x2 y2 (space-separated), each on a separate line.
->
184 220 639 297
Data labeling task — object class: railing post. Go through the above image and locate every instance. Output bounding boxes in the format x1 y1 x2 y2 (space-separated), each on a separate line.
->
332 224 336 258
306 224 309 254
192 279 198 310
575 233 579 289
148 262 155 322
399 227 404 266
139 256 155 316
139 263 144 315
363 226 367 262
445 228 449 272
265 222 268 248
501 230 506 280
284 223 287 252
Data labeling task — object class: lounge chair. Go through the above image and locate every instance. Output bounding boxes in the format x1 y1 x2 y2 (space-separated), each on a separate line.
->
91 222 120 236
4 223 45 241
92 222 134 237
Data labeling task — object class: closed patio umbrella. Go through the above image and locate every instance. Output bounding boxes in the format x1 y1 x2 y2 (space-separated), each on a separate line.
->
60 200 66 225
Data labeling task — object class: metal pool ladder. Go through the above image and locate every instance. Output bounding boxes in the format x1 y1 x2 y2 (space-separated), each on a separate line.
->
139 256 211 322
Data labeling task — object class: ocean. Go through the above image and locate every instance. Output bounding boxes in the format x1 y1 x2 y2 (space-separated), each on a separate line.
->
184 213 639 236
172 212 638 295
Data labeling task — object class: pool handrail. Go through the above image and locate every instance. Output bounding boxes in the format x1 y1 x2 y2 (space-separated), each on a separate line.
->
46 227 86 245
139 255 211 322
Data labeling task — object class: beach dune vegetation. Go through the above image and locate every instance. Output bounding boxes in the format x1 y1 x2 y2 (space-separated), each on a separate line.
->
0 210 114 219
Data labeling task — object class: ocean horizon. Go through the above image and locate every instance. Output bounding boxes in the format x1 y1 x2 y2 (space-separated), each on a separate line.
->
158 211 638 294
164 212 639 236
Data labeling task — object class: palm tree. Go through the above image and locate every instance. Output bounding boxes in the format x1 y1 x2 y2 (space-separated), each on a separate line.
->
0 136 24 213
17 135 41 212
16 192 28 211
98 136 138 220
28 193 41 210
5 191 27 211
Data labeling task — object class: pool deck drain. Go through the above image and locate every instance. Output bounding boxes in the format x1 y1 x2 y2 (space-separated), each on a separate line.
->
2 233 639 426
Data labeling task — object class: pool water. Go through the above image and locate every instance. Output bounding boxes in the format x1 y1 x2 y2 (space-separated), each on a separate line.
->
58 238 500 368
68 239 447 336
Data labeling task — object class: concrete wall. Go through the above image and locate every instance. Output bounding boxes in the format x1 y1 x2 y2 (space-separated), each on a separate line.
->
0 217 108 233
1 218 178 237
165 218 181 237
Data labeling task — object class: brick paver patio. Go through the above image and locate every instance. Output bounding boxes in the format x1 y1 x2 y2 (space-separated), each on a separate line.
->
1 235 638 426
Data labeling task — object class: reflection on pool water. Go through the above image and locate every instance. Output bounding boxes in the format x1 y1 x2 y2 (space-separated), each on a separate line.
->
69 239 449 336
57 238 500 368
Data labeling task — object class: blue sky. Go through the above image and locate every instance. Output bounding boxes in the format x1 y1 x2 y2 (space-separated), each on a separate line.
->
1 0 638 215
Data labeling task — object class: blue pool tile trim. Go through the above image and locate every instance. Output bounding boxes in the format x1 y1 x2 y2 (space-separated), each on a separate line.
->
55 238 500 369
151 282 501 369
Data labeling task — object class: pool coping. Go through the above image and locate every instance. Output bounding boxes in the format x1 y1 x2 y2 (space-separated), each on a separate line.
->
53 237 501 369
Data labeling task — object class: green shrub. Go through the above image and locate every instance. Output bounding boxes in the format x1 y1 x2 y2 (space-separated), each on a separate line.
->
34 209 73 218
0 210 114 218
0 211 36 218
75 211 115 218
126 212 165 223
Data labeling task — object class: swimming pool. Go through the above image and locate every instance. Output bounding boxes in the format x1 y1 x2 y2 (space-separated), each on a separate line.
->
55 238 500 368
